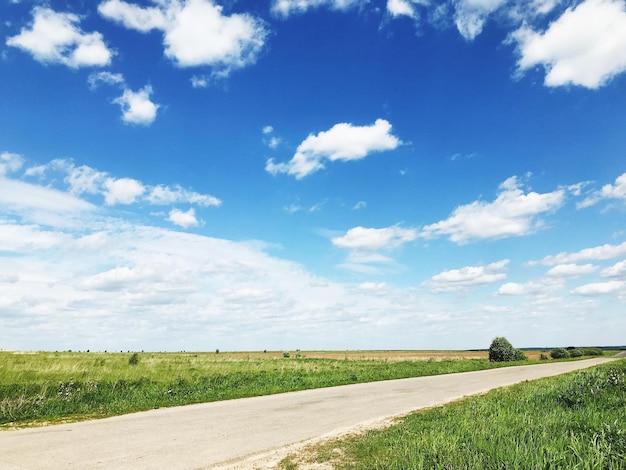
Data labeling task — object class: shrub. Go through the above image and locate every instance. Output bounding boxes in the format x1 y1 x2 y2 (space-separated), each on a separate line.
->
569 348 584 357
583 347 603 356
540 353 549 360
128 352 140 365
550 348 570 359
489 337 527 362
283 351 290 358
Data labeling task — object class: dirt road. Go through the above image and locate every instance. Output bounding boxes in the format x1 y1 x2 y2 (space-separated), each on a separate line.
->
0 358 616 469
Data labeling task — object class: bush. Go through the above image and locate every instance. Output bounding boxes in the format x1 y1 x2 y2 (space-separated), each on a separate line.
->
540 353 549 360
488 337 527 362
569 348 584 357
583 347 603 356
128 352 140 365
550 348 570 359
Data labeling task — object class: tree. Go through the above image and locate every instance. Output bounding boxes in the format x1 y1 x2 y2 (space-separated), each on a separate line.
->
488 337 527 362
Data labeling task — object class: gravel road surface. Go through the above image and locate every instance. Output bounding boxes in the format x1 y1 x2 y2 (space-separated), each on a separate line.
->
0 357 617 469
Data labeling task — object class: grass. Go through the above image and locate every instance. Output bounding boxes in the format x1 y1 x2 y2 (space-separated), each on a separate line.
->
0 350 615 429
281 359 626 469
0 349 551 428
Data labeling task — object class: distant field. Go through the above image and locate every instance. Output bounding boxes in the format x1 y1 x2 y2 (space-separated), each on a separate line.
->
0 349 614 428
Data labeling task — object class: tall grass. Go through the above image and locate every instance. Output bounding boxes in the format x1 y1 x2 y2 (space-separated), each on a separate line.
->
286 359 626 469
1 351 526 427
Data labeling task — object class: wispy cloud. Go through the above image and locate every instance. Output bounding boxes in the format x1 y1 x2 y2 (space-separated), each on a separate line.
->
271 0 360 17
424 260 509 293
531 241 626 266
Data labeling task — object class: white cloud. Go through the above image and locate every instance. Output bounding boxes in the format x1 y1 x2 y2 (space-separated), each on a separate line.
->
571 280 625 296
23 158 221 210
113 85 160 125
262 125 274 134
533 241 626 266
146 185 221 207
424 260 509 293
6 7 113 68
103 177 145 205
421 176 565 244
97 0 167 32
498 278 563 296
0 152 24 176
546 263 598 277
266 119 402 179
66 164 108 195
387 0 418 18
271 0 360 17
87 72 159 125
99 0 268 78
168 208 199 228
512 0 626 88
454 0 508 40
0 176 95 227
88 71 125 89
601 260 626 278
353 201 367 210
599 172 626 200
332 225 418 251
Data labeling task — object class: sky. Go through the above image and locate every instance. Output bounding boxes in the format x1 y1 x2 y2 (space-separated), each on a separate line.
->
1 0 625 352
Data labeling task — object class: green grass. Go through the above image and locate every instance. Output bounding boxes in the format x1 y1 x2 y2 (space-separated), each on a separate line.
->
0 350 534 427
284 359 626 469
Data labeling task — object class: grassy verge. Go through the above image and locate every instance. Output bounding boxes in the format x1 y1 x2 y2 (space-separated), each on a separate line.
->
0 350 539 428
281 359 626 469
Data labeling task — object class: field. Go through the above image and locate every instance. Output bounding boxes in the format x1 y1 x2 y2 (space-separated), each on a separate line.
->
280 358 626 469
0 349 569 428
0 349 617 430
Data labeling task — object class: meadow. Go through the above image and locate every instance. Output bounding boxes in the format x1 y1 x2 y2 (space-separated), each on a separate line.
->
0 349 551 428
280 359 626 469
0 349 615 429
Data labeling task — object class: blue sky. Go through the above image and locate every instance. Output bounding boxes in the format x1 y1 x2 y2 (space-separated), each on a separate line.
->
1 0 626 352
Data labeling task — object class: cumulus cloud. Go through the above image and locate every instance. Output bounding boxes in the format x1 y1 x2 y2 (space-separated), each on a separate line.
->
103 177 145 205
571 280 625 296
421 176 564 244
512 0 626 88
387 0 418 18
99 0 268 78
88 72 160 125
424 260 509 293
332 225 417 274
6 7 113 68
498 278 564 296
579 172 626 207
266 119 402 179
113 85 160 125
532 241 626 266
601 260 626 278
20 158 221 220
271 0 360 17
168 208 199 228
545 263 598 277
332 225 418 251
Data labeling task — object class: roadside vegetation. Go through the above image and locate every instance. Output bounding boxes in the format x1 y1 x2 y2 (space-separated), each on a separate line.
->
280 359 626 469
0 349 613 428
